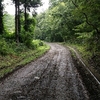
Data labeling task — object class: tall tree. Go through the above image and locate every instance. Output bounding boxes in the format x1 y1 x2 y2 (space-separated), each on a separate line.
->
24 0 41 31
24 0 28 31
13 0 20 43
71 0 100 52
0 0 4 34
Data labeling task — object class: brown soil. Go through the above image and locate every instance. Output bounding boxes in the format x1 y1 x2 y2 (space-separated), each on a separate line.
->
0 43 89 100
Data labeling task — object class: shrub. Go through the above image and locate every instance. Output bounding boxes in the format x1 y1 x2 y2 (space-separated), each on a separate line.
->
39 41 44 46
25 39 44 49
24 39 34 49
32 40 44 47
0 38 9 55
14 43 27 53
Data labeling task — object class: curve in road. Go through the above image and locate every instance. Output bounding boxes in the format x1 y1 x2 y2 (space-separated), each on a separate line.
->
0 43 89 100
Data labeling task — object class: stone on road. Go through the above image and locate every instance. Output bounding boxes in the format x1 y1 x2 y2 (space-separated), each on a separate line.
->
0 43 89 100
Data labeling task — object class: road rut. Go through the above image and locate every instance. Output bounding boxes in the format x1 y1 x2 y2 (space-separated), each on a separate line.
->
0 43 89 100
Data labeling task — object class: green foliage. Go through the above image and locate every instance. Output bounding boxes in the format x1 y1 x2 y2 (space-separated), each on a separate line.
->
25 39 44 49
34 0 100 72
35 1 77 42
0 42 50 78
3 13 15 33
26 17 36 32
23 16 36 32
2 32 15 41
25 39 33 49
0 38 9 55
0 38 13 55
0 0 50 78
20 16 36 43
32 39 44 46
1 0 100 77
14 43 27 53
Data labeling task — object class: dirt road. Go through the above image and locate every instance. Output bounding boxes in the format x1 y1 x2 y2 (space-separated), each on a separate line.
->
0 43 89 100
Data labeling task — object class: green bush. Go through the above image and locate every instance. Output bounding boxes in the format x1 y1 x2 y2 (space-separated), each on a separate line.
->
25 39 44 49
2 32 15 41
14 43 28 53
0 39 10 55
39 41 44 46
32 40 44 47
25 39 34 49
20 31 34 43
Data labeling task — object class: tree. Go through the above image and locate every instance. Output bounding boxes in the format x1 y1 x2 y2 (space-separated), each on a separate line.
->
35 0 78 42
22 0 41 31
72 0 100 54
13 0 41 43
12 0 20 43
0 0 4 34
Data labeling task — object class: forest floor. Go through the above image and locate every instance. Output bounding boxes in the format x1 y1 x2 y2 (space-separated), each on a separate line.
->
0 43 89 100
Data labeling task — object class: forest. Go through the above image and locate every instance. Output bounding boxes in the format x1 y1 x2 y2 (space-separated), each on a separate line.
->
35 0 100 75
0 0 100 80
0 0 50 78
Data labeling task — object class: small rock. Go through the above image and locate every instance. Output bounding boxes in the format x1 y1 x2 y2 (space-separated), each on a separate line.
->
34 76 40 80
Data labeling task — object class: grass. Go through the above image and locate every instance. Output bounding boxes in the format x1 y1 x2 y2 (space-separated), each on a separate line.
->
61 42 100 81
62 42 100 100
61 43 90 63
0 43 50 79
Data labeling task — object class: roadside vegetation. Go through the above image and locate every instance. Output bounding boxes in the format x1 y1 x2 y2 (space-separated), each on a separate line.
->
0 0 50 79
63 43 100 100
0 0 100 84
62 42 100 81
0 39 50 78
35 0 100 75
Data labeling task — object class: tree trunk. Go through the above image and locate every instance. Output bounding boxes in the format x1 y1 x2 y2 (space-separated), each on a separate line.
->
15 0 19 43
24 0 28 31
18 0 21 41
0 0 4 34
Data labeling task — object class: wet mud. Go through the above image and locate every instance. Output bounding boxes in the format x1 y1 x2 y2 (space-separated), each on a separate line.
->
0 43 89 100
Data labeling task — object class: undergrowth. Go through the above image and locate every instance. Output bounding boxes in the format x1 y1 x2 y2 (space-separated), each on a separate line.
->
63 42 100 71
61 42 100 99
62 42 100 80
0 39 50 78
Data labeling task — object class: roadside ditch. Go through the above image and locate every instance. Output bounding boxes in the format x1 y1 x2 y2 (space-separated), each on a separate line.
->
67 46 100 100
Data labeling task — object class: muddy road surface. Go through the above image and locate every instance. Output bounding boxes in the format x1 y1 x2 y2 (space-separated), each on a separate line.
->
0 43 89 100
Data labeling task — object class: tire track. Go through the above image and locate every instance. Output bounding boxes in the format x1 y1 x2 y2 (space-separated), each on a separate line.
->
0 43 89 100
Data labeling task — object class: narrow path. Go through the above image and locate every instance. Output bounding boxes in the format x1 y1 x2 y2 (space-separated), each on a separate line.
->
0 43 89 100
